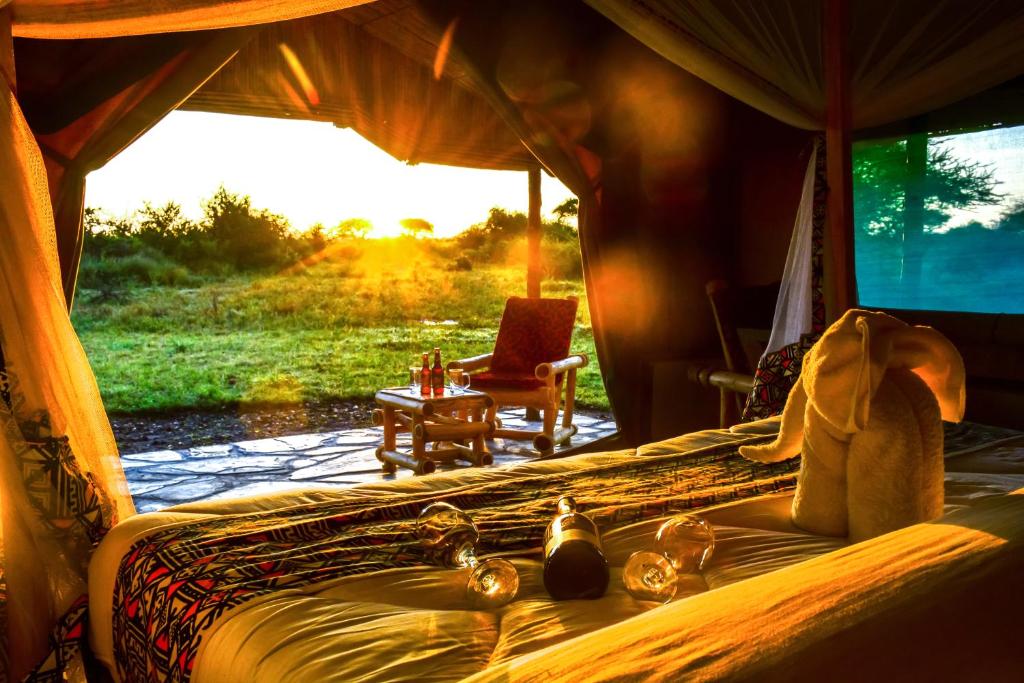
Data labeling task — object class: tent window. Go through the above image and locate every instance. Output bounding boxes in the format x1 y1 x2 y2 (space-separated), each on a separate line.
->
853 124 1024 313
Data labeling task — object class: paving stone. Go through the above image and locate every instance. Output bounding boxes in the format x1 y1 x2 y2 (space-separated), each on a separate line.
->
271 433 335 451
122 450 184 462
234 437 298 455
305 445 367 456
187 444 236 458
156 478 231 502
134 499 167 514
129 478 190 496
152 455 297 475
289 455 373 480
118 459 152 469
324 432 381 446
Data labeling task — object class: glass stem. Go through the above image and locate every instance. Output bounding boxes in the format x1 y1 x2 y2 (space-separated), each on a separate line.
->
455 543 478 569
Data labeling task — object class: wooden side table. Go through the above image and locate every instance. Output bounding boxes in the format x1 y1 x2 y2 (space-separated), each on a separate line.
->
373 387 495 475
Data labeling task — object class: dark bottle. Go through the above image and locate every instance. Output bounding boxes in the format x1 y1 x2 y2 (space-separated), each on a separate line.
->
420 353 431 397
542 496 609 600
431 347 444 396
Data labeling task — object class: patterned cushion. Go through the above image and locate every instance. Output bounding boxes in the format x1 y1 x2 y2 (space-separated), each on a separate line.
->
489 297 578 376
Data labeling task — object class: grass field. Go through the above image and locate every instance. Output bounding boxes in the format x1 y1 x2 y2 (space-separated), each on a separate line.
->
72 239 606 415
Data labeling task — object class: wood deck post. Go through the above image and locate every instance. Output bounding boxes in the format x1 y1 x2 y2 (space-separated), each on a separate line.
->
527 165 542 298
824 0 856 320
1 5 15 94
526 166 543 421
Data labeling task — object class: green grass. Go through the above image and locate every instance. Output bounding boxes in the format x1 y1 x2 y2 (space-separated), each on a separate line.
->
72 239 607 414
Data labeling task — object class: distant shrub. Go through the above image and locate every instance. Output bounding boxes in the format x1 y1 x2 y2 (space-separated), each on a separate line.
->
78 250 200 288
448 255 473 272
202 187 297 270
542 240 584 280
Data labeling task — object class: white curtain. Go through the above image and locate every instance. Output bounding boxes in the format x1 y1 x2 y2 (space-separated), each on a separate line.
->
765 143 817 353
10 0 374 38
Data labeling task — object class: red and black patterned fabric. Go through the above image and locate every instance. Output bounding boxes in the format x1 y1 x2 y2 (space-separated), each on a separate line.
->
741 137 828 421
113 435 800 683
1 335 119 682
489 297 578 375
24 595 90 683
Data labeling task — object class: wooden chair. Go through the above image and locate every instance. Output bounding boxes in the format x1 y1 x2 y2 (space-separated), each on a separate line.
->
448 296 588 456
705 279 779 426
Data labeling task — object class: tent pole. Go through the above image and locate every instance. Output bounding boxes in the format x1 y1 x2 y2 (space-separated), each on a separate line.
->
824 0 855 319
0 5 14 93
527 165 542 298
526 165 543 421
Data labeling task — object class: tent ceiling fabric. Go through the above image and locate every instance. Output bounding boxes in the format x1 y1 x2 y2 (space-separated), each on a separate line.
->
9 0 376 39
584 0 1024 131
183 7 535 169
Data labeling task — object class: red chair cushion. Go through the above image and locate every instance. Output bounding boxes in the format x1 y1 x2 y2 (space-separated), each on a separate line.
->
471 371 548 391
489 297 578 376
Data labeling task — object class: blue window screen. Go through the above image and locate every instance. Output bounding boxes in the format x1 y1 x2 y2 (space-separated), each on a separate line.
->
854 125 1024 313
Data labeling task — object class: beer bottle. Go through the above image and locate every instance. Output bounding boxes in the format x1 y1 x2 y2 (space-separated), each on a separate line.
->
431 348 444 396
542 496 609 600
420 353 431 397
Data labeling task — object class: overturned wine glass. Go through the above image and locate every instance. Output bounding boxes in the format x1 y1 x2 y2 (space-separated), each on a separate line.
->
416 501 519 609
622 514 715 603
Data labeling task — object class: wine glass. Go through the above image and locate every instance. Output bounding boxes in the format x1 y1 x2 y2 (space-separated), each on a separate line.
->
416 501 519 609
623 514 715 603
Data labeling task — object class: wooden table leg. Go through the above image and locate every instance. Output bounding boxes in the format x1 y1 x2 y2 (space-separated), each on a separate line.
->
378 405 398 473
470 407 493 466
411 414 435 474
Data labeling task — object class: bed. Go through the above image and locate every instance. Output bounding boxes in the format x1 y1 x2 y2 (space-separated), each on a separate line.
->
89 418 1024 682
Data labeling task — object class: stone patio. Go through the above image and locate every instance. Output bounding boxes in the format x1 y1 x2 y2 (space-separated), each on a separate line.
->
122 409 617 512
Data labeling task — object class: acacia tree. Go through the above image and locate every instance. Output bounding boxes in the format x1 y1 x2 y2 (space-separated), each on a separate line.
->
853 135 1002 302
853 137 1002 237
399 217 434 238
334 217 372 239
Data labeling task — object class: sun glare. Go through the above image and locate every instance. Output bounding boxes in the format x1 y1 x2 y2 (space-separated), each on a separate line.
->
85 111 576 238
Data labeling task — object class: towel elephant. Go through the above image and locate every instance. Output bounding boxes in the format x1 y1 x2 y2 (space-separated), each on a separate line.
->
740 309 965 542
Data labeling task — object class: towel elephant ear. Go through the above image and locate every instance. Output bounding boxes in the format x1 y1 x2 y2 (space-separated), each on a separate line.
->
888 325 966 422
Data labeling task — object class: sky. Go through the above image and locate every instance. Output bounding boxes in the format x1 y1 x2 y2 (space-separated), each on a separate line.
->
85 111 576 238
935 124 1024 229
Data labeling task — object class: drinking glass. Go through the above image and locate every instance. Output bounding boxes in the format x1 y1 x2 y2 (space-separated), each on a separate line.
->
416 501 519 609
409 366 420 393
622 514 715 603
448 368 471 394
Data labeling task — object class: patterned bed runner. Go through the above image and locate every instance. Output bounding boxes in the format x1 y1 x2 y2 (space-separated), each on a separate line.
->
112 433 798 682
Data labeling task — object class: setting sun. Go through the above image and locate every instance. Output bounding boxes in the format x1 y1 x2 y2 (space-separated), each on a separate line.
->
85 111 575 237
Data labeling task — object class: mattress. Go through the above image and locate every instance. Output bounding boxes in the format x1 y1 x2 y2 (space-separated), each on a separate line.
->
89 420 1024 682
